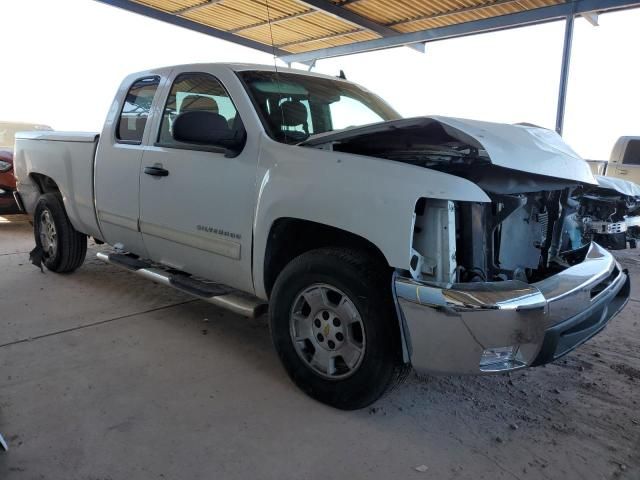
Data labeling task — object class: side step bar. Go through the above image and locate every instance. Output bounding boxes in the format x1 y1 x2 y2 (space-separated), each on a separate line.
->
96 252 267 318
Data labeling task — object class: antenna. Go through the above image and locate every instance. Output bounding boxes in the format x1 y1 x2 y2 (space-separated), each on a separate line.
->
265 0 288 143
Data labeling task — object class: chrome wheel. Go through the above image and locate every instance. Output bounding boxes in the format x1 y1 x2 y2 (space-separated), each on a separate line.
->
289 283 366 379
39 209 57 258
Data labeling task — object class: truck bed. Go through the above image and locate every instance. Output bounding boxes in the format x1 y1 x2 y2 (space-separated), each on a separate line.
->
13 131 102 240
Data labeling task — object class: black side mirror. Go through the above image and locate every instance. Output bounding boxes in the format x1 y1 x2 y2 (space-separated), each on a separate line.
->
172 110 245 155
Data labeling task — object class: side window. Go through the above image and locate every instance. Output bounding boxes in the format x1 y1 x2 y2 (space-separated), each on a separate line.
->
116 76 160 144
622 139 640 166
158 72 241 147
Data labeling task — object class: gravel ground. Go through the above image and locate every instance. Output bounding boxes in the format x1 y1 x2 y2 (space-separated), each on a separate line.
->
0 214 638 480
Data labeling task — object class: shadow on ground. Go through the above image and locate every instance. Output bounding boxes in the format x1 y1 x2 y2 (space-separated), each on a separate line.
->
1 215 638 480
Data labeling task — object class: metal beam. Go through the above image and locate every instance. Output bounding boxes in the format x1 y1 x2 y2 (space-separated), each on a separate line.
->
94 0 287 56
581 11 600 24
555 13 575 135
280 0 640 64
385 0 525 28
297 0 425 53
297 0 404 36
229 6 421 53
277 29 364 48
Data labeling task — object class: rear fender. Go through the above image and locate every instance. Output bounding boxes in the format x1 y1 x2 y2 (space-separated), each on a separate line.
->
14 133 103 239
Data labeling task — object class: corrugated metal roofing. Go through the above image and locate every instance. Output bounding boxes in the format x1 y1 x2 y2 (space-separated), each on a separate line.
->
128 0 564 53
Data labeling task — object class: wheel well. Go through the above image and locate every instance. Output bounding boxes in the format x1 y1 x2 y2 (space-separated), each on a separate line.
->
263 218 390 298
30 173 61 194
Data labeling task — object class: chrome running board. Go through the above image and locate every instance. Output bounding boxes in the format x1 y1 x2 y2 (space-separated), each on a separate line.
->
96 252 267 318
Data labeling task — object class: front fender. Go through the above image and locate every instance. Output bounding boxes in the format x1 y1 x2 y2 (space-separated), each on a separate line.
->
252 137 490 298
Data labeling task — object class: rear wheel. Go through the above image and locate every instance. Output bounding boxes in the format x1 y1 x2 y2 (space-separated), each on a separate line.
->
269 247 408 410
34 193 87 273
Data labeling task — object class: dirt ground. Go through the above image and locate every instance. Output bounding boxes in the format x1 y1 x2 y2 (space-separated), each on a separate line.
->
0 214 638 480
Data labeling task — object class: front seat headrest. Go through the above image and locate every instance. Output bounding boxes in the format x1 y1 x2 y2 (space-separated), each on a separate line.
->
173 110 230 144
180 95 219 113
279 100 308 127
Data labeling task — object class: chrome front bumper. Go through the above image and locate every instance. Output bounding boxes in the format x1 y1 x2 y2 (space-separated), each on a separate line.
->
394 243 630 375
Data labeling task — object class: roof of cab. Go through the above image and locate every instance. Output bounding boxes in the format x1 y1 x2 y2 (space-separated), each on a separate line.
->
129 62 349 83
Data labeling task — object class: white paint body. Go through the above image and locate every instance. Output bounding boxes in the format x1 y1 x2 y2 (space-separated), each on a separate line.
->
305 116 595 185
13 63 595 300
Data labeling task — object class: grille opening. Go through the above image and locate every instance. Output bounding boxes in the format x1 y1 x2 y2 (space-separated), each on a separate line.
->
563 305 606 336
590 266 620 299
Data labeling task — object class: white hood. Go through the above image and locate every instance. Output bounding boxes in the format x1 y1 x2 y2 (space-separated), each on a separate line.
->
596 175 640 198
304 116 597 185
431 116 596 185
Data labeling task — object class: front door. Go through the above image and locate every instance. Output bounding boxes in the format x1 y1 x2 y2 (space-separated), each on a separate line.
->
138 71 256 293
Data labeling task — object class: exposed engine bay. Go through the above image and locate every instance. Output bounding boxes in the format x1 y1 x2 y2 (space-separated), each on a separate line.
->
570 176 640 250
408 191 583 285
303 116 597 284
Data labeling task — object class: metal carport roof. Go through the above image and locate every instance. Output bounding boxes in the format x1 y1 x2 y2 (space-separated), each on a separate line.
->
96 0 640 134
97 0 640 64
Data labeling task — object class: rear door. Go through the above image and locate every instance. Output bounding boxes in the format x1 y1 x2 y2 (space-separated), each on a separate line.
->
94 75 163 257
138 69 258 293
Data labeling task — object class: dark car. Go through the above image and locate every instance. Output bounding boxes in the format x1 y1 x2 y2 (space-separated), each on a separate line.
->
0 149 19 213
0 121 52 213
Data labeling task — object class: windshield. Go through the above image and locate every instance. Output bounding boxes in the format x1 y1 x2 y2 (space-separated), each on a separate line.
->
238 70 401 144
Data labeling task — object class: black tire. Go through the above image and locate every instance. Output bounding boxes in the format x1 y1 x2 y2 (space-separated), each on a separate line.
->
594 232 627 250
269 247 408 410
33 193 87 273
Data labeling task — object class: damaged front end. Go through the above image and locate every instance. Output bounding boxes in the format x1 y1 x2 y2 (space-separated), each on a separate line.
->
412 190 580 287
305 116 630 374
571 175 640 250
400 188 629 375
305 115 598 285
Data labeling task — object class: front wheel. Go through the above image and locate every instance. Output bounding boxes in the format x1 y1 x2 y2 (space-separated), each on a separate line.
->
34 193 87 273
269 247 407 410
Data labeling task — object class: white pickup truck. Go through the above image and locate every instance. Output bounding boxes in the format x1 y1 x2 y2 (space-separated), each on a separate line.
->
587 136 640 183
14 63 630 409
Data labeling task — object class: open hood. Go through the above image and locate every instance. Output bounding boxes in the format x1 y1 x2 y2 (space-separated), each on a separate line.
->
595 175 640 199
303 116 597 186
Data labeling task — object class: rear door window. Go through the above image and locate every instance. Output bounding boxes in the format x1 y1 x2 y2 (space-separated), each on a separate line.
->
116 76 160 144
